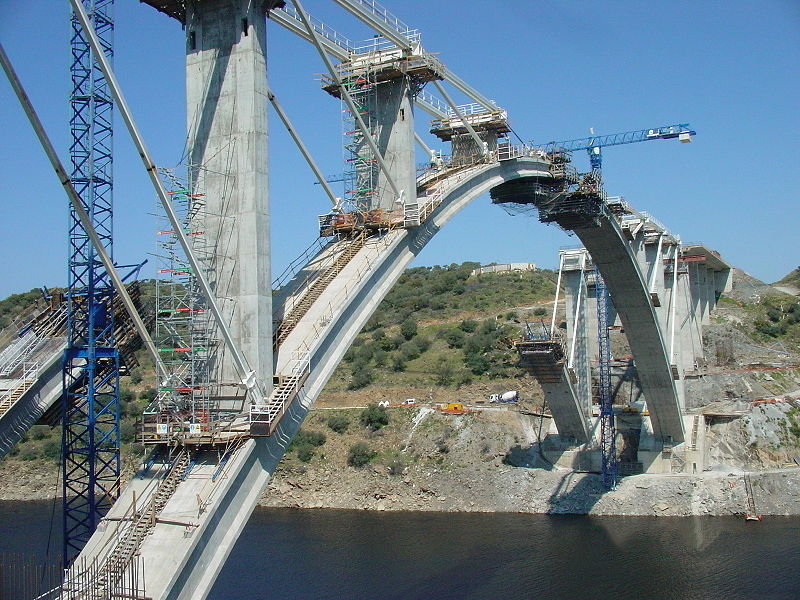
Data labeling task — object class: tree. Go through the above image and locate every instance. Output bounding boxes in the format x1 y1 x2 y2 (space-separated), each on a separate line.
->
360 404 389 430
435 358 455 386
400 317 418 340
349 365 374 390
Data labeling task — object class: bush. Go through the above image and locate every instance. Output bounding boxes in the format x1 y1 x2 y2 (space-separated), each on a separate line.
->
294 430 326 447
29 425 50 441
42 439 60 461
290 430 327 463
347 442 376 467
459 319 478 333
440 328 465 349
326 414 350 434
399 340 421 361
400 318 418 340
349 366 375 390
415 336 432 353
360 404 389 430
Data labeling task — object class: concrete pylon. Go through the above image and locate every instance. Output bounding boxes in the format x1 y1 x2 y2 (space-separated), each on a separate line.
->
373 78 416 210
185 0 273 389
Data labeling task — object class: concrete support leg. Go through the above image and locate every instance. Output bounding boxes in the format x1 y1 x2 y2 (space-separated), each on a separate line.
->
563 268 593 428
373 78 416 210
186 0 272 387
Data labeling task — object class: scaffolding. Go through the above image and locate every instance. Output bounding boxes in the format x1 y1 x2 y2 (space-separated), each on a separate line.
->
341 67 380 213
141 168 217 445
595 268 617 488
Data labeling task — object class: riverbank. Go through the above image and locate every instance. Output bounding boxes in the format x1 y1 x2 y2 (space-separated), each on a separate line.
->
3 405 799 517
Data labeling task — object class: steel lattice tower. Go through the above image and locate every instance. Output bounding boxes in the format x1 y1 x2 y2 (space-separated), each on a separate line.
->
62 0 119 562
595 268 617 489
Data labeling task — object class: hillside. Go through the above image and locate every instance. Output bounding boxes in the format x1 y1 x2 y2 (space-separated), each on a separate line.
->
2 263 800 515
318 262 558 407
774 266 800 295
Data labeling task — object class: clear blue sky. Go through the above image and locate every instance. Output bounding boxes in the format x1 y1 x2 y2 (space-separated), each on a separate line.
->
1 0 798 300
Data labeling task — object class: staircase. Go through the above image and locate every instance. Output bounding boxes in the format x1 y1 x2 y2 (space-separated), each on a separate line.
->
273 233 366 349
0 364 38 418
85 450 192 596
251 352 310 436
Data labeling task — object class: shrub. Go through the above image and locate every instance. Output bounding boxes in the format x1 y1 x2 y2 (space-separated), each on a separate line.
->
347 442 376 467
440 327 465 349
435 359 455 386
399 340 421 361
400 318 418 340
459 319 478 333
29 425 50 441
373 348 388 367
42 439 60 461
415 336 432 353
349 366 375 390
360 404 389 430
290 430 327 463
326 414 350 434
294 430 326 447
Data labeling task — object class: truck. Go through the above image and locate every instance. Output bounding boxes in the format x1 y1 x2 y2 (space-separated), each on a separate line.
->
488 390 519 403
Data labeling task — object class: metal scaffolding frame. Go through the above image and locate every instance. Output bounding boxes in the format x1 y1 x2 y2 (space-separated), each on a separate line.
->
595 267 617 489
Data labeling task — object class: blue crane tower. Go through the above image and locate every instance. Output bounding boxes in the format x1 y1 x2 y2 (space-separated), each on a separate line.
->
543 123 695 488
62 0 119 562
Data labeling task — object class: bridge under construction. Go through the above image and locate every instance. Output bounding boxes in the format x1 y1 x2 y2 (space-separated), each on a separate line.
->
0 1 729 598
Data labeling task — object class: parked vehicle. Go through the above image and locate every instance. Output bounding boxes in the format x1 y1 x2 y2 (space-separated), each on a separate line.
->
488 390 519 403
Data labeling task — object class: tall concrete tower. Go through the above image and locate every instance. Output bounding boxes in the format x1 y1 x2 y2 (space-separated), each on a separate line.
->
183 0 280 390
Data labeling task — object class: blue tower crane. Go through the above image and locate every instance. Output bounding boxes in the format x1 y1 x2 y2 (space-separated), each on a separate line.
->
62 0 119 562
541 123 696 171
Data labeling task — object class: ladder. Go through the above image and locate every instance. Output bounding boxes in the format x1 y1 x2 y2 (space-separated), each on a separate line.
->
88 449 192 596
274 233 366 349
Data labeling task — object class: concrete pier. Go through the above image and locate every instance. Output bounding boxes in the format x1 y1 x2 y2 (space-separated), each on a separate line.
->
185 0 273 387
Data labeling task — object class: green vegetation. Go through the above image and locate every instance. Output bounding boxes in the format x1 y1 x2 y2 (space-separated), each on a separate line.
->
0 289 45 330
326 413 350 434
360 404 389 431
288 430 327 463
776 266 800 288
752 298 800 341
347 442 376 467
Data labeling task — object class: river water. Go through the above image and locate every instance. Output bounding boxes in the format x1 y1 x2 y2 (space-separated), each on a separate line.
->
2 501 799 599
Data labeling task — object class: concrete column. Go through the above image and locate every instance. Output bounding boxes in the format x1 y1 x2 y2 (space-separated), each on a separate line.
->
702 268 716 325
186 0 272 387
563 269 592 418
373 78 416 210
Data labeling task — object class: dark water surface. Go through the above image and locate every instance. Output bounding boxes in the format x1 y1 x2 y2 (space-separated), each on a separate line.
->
2 501 799 599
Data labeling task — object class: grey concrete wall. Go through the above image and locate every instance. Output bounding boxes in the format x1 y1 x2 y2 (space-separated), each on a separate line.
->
186 0 272 387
